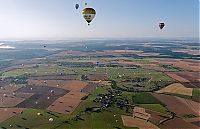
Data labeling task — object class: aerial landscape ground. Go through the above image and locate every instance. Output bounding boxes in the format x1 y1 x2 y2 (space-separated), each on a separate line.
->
0 39 199 129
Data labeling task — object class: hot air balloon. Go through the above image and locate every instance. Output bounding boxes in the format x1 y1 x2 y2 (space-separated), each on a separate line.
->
49 118 53 122
82 8 96 25
75 4 79 9
159 22 165 30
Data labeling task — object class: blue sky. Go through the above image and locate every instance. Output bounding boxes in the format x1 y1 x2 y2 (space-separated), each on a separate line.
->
0 0 198 40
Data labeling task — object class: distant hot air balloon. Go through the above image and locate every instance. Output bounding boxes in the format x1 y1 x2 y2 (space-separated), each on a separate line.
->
75 4 79 9
82 8 96 25
159 22 165 30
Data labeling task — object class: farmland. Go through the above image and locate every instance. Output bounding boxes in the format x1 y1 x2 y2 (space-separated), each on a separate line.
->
0 39 199 129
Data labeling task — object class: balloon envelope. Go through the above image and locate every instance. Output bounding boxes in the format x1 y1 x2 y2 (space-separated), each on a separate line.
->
82 8 96 25
159 23 165 30
75 4 79 9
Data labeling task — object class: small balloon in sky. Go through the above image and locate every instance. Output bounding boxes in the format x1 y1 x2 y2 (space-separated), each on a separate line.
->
75 4 79 9
159 22 165 30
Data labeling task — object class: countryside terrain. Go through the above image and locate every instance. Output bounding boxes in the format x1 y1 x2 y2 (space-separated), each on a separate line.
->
0 38 199 129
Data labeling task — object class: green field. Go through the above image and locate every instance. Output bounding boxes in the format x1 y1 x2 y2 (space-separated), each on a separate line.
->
132 92 161 104
181 114 197 118
139 104 170 115
132 92 170 115
192 88 200 97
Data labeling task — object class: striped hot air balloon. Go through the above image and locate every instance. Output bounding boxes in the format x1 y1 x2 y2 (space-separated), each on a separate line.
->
82 8 96 25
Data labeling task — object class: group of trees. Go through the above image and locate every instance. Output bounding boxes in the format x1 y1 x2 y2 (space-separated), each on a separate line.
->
59 62 94 68
8 75 28 84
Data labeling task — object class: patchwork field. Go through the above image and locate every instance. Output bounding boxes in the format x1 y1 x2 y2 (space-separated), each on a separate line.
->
159 117 199 129
152 93 199 116
28 79 68 88
121 115 159 129
0 108 25 123
64 80 88 91
0 85 34 107
157 59 200 72
0 41 199 129
15 85 68 109
174 71 200 82
0 92 33 107
81 82 97 94
145 109 168 125
29 75 77 80
86 74 108 81
166 73 189 82
48 91 87 114
172 49 200 55
157 83 193 96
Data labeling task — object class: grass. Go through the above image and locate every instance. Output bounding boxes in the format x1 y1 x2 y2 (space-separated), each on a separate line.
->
132 92 162 104
0 109 67 129
120 92 135 101
181 114 197 118
2 65 75 78
128 58 157 64
108 68 172 81
132 92 170 115
139 104 171 116
192 88 200 97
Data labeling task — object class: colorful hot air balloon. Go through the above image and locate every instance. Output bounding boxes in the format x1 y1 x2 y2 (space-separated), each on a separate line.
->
82 8 96 25
75 4 79 9
159 22 165 30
